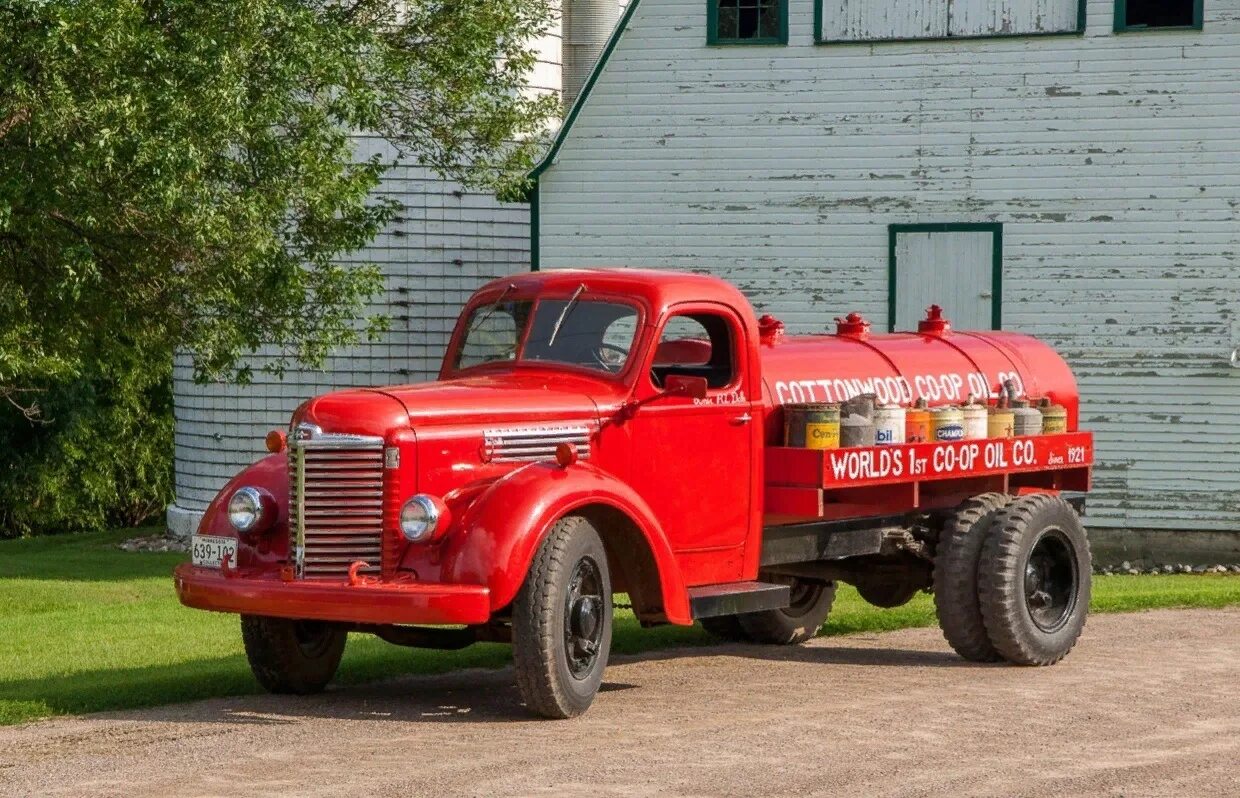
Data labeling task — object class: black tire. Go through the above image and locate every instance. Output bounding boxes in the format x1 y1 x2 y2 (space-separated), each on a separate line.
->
700 614 749 641
512 515 613 719
933 493 1012 662
240 615 347 695
978 494 1091 666
736 577 836 645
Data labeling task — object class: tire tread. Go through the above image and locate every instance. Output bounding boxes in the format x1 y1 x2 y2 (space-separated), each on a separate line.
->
933 493 1012 662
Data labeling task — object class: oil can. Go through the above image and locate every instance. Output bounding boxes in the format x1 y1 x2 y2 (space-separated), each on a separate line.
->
785 404 841 449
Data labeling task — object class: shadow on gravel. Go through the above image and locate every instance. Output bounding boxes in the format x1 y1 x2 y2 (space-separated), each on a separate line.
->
73 639 977 728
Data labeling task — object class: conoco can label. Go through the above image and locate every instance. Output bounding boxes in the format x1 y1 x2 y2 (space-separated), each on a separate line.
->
805 422 840 450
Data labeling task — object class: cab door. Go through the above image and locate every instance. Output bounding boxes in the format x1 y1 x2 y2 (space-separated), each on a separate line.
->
625 304 755 585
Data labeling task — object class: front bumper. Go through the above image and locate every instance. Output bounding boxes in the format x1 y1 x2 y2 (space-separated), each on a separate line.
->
174 564 492 626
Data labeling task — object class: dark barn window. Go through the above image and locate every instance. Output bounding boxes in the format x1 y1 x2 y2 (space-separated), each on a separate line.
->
1116 0 1204 30
708 0 788 45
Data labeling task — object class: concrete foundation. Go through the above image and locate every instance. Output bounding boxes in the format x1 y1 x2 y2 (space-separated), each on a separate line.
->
1088 527 1240 569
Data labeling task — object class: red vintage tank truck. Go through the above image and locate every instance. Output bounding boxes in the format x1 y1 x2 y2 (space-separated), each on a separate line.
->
175 269 1094 718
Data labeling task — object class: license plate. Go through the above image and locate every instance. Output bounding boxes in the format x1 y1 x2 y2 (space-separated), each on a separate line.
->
191 535 238 569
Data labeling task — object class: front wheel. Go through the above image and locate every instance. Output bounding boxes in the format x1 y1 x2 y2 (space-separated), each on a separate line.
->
240 616 347 694
512 515 613 719
978 494 1091 666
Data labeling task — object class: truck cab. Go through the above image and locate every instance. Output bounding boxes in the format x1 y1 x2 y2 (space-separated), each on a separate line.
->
176 268 1094 718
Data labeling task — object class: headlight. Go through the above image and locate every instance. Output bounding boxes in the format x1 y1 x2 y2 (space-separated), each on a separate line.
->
228 487 264 533
400 494 444 542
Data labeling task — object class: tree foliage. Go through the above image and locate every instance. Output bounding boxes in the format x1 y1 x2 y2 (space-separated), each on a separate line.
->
0 0 558 533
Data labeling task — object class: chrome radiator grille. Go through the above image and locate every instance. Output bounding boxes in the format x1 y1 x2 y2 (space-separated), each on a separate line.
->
289 431 385 580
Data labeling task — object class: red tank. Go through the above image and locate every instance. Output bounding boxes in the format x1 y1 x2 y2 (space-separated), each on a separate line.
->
756 305 1080 444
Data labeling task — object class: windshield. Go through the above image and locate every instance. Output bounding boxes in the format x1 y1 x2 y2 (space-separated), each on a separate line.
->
452 297 639 375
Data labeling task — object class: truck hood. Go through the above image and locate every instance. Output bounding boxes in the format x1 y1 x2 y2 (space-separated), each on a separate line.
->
374 373 607 427
292 388 411 439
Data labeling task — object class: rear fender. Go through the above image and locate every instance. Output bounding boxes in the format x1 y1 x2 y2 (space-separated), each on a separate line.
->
438 461 692 624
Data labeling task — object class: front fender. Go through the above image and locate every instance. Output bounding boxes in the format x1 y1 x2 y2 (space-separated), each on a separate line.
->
436 461 692 624
196 453 289 569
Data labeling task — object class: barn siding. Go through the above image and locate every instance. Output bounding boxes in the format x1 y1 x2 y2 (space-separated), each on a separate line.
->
536 0 1240 531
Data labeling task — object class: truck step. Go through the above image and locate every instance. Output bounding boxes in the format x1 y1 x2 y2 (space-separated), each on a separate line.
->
688 581 791 620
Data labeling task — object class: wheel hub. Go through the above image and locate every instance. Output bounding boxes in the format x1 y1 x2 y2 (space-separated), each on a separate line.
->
563 556 605 677
1024 528 1078 633
570 596 600 639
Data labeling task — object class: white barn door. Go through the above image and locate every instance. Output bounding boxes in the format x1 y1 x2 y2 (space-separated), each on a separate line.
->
889 224 1002 332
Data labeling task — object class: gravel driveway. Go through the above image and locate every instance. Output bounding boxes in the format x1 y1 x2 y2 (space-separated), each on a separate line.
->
2 607 1237 798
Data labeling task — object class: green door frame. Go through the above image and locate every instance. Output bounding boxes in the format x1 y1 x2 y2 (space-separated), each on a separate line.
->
887 222 1004 332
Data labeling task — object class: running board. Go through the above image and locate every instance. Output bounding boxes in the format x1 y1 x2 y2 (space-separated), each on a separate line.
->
688 581 791 619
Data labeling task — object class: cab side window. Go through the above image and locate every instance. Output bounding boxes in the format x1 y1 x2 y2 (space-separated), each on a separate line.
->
651 312 735 390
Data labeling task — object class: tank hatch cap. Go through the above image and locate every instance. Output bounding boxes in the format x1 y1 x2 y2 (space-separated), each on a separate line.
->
918 305 951 336
835 312 871 339
758 314 786 345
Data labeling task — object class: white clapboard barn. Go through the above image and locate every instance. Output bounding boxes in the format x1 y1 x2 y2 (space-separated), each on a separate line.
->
169 2 625 534
529 0 1240 534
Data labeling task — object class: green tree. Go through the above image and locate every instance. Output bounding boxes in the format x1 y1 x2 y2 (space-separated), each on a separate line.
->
0 0 558 534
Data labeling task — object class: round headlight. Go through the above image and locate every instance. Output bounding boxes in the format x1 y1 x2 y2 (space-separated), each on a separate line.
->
400 494 441 542
228 487 263 533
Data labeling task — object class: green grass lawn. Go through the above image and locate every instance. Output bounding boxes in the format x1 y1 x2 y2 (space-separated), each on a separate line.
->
2 529 1238 726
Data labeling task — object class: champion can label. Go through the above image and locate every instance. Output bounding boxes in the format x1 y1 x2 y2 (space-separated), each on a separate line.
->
934 423 965 442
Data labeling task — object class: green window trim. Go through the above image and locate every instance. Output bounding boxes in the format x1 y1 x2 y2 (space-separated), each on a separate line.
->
707 0 789 46
887 223 1004 332
1114 0 1204 32
814 0 1087 45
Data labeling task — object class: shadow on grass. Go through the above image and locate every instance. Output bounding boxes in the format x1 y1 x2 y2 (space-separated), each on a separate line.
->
0 529 186 584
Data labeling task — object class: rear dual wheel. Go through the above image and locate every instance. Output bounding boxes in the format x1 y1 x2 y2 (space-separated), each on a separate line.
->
978 494 1091 665
934 493 1090 665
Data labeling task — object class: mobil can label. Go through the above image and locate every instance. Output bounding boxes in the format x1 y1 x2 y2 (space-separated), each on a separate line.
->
874 405 906 446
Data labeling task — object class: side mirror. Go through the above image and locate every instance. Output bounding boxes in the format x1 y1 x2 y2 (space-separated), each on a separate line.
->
663 375 708 400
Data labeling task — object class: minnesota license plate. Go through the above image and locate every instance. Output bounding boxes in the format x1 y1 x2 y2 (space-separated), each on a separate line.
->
191 535 238 569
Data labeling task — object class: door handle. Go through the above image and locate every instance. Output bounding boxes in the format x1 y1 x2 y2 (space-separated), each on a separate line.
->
731 413 752 425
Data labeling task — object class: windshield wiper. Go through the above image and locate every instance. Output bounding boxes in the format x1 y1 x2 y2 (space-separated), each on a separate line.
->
466 282 516 340
547 283 586 349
